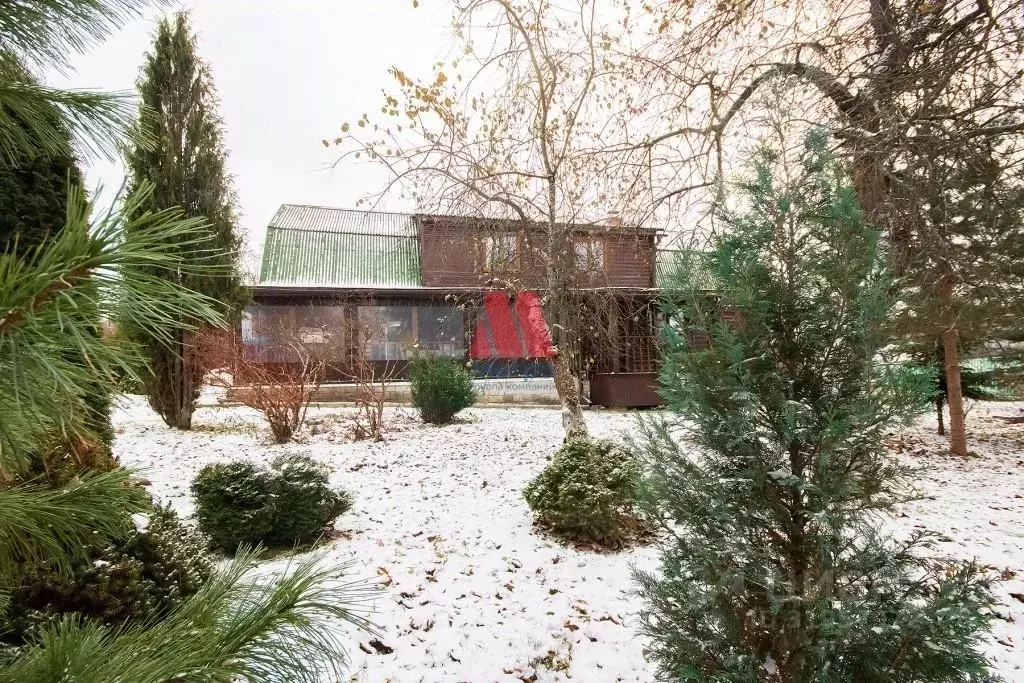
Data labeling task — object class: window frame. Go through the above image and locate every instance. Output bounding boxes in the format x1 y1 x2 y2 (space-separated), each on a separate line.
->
572 235 606 274
481 231 521 274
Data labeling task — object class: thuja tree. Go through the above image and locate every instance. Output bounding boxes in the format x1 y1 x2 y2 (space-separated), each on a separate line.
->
125 11 244 430
634 134 993 681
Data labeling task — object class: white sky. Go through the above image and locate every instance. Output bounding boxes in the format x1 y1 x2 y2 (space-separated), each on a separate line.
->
45 0 455 271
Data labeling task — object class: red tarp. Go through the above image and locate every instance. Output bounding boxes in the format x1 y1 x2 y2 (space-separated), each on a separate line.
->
471 291 554 359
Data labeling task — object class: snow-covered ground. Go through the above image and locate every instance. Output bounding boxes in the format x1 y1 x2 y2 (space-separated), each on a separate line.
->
113 397 1024 682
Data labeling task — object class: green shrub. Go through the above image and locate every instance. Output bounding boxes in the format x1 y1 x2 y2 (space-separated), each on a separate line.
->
523 438 642 546
191 454 351 554
408 357 476 424
2 504 211 644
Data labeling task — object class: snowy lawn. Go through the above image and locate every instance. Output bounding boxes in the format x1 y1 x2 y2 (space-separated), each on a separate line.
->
113 397 1024 682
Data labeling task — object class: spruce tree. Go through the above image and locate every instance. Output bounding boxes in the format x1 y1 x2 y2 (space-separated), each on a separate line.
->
125 11 244 430
635 133 993 681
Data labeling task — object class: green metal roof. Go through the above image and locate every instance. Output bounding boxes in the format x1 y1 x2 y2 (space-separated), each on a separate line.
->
656 249 716 291
258 205 421 289
258 204 707 292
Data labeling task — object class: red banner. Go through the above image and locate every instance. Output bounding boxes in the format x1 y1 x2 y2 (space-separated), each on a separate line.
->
471 291 554 359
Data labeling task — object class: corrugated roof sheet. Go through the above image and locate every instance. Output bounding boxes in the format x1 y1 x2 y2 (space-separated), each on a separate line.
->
269 204 418 237
656 249 716 291
258 206 421 289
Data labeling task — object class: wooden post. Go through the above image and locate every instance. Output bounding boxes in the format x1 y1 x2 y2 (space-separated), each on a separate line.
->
608 295 620 373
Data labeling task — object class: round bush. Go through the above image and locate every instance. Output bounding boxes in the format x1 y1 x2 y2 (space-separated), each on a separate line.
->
2 504 211 644
408 357 477 424
523 438 642 546
191 454 351 554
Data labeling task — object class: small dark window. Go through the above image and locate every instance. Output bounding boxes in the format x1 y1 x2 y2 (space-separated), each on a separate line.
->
573 236 605 273
483 232 519 272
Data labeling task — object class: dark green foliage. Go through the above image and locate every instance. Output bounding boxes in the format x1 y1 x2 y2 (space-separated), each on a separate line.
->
0 108 114 457
2 504 212 645
0 134 81 256
408 357 477 424
0 2 372 677
637 133 994 681
21 436 118 489
523 438 642 546
125 11 245 431
191 454 352 554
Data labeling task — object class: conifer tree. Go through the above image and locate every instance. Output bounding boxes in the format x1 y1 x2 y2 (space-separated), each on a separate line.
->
893 139 1024 451
0 2 370 678
125 11 244 430
0 111 114 454
635 133 993 681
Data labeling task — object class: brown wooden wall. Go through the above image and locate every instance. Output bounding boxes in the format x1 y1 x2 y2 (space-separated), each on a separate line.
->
418 217 656 289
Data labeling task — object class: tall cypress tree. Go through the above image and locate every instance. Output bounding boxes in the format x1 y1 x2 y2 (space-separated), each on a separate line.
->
635 133 993 681
125 11 244 429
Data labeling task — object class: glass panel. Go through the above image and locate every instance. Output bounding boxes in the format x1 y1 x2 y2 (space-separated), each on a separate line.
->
244 305 347 363
416 306 464 357
574 237 605 272
358 306 414 360
357 305 465 360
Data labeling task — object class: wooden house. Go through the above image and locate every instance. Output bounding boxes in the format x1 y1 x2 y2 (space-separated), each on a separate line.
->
247 204 683 407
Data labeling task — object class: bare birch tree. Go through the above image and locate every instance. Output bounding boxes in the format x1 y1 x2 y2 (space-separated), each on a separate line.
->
328 0 654 438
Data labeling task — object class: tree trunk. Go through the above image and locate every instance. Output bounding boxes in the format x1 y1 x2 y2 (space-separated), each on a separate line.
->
544 284 588 440
938 275 967 456
166 341 194 430
942 326 967 456
552 350 587 439
151 330 197 430
544 223 588 440
935 393 945 436
539 151 589 440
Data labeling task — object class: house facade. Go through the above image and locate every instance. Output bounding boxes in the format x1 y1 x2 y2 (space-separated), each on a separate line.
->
245 204 677 407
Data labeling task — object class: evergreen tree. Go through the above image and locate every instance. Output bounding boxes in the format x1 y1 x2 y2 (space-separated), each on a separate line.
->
0 2 369 678
125 11 244 430
892 137 1024 453
635 133 993 681
0 111 114 454
0 126 82 255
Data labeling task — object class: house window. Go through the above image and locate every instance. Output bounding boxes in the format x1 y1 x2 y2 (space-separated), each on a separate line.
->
483 232 519 272
358 305 465 360
573 236 605 273
243 304 348 363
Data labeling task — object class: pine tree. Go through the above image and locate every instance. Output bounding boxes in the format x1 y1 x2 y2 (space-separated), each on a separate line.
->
125 11 244 430
0 109 114 454
0 2 370 678
635 133 993 681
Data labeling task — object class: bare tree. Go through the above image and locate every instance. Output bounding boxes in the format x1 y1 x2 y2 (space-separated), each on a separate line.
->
197 327 325 444
626 0 1024 455
331 307 404 442
327 0 657 438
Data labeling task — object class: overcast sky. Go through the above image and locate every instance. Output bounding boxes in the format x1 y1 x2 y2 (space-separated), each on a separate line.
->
45 0 454 270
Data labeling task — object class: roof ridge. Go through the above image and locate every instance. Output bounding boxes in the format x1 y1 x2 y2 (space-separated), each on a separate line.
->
266 224 419 238
273 203 416 218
